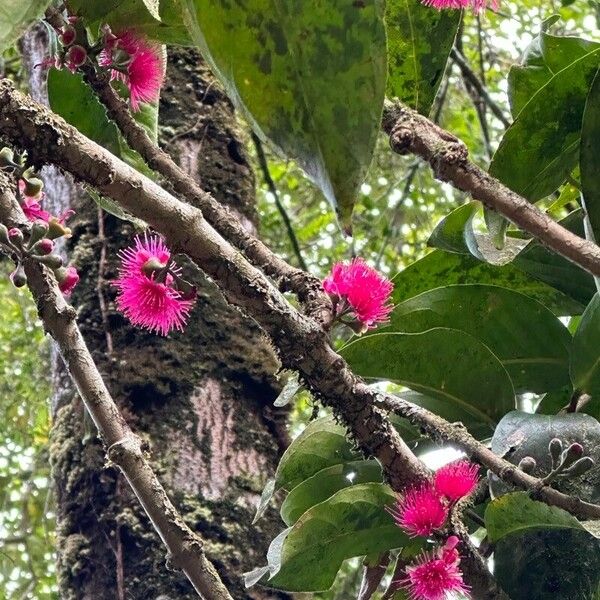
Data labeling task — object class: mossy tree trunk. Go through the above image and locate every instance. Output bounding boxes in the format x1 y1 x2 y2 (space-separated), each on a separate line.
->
22 30 290 600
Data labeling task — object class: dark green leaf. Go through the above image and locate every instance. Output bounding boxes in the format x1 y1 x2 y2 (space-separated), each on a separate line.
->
490 48 600 202
581 67 600 241
0 0 51 53
280 461 383 526
382 284 572 393
391 249 584 316
341 328 515 430
178 0 387 230
266 484 408 592
485 492 589 542
571 294 600 397
385 0 458 115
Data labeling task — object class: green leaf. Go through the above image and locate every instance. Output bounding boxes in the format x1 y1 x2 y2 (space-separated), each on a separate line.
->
281 461 383 526
0 0 51 53
490 48 600 202
581 67 600 241
178 0 387 230
383 284 572 393
392 249 584 316
265 483 408 592
485 492 590 542
385 0 458 115
341 328 515 430
571 294 600 397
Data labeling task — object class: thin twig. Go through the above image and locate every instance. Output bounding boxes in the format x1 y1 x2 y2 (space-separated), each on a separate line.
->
251 132 308 271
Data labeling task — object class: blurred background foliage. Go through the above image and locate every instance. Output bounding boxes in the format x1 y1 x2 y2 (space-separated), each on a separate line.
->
0 0 598 597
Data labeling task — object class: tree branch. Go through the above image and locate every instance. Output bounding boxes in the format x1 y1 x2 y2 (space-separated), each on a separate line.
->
379 393 600 520
0 172 233 600
382 101 600 277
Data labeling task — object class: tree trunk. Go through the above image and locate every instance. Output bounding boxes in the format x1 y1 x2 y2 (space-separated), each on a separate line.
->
22 29 290 600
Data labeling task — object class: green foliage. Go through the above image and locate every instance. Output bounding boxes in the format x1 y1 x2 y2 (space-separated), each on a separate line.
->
581 68 600 240
0 0 51 54
571 294 600 398
178 0 387 230
385 0 459 114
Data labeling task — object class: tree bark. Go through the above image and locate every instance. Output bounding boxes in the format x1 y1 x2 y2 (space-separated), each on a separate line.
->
22 30 289 600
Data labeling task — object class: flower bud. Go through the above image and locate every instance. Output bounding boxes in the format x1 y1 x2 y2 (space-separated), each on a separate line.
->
10 264 27 287
0 147 15 167
22 176 44 198
560 442 584 469
549 438 563 469
518 456 537 474
31 238 55 256
562 456 595 478
8 227 24 247
29 220 50 245
37 253 64 269
56 265 79 296
0 222 9 245
65 45 87 70
59 25 77 46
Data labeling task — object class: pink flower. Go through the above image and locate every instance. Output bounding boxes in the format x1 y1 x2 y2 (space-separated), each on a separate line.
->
99 30 164 111
322 258 393 329
401 537 469 600
421 0 497 12
18 180 50 222
113 234 195 336
389 485 448 537
434 461 479 502
57 266 80 296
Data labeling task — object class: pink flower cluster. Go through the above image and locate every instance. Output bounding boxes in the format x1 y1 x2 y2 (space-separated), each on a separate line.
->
113 234 196 336
322 258 393 331
389 460 479 600
99 30 164 111
421 0 498 12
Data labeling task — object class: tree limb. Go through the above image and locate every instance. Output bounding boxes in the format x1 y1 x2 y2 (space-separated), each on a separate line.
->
382 101 600 278
0 171 233 600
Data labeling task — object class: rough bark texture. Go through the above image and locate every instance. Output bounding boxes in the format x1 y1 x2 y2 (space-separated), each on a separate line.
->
22 31 289 600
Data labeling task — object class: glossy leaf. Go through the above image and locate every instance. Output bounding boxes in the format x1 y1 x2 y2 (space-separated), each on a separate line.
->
341 328 515 430
392 248 584 315
490 48 600 202
385 0 459 115
0 0 51 53
265 484 408 592
485 492 592 542
178 0 387 230
581 67 600 240
571 294 600 397
280 460 383 526
383 284 572 393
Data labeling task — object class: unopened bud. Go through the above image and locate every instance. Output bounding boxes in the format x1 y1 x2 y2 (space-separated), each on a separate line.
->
59 25 77 46
561 443 584 469
549 438 563 468
37 253 63 269
8 227 23 247
22 176 44 198
10 264 27 287
0 147 15 167
0 223 9 244
65 45 87 69
31 238 55 256
518 456 537 474
29 220 49 246
562 456 595 478
56 265 79 296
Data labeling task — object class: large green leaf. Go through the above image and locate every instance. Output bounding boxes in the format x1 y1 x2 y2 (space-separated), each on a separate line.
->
264 483 408 592
178 0 387 230
571 294 600 397
383 284 572 393
385 0 458 115
581 67 600 241
485 492 592 542
280 460 383 526
341 328 515 430
490 48 600 202
391 249 584 316
0 0 51 53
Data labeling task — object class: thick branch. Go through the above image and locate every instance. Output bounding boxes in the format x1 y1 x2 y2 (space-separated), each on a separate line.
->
379 393 600 520
382 102 600 278
0 173 232 600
